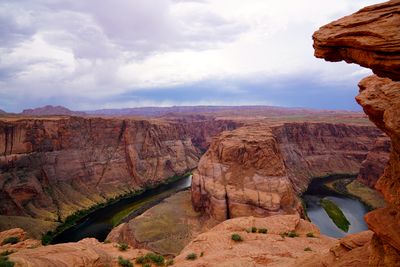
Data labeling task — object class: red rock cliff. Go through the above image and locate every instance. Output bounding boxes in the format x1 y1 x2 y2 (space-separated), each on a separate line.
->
313 1 400 265
0 116 238 223
192 122 382 221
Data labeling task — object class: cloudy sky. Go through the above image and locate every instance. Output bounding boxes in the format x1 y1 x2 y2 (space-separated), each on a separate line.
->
0 0 380 112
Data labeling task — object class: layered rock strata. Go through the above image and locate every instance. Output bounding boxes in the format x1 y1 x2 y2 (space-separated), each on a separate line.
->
313 0 400 81
192 123 383 221
357 137 390 188
313 1 400 265
0 116 238 226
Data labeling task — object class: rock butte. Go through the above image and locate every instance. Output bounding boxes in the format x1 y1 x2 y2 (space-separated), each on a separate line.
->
192 123 383 221
313 0 400 265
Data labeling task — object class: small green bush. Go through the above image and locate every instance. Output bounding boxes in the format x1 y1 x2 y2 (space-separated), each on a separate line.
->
231 233 243 242
306 232 315 238
103 239 111 244
135 256 146 264
186 253 197 261
251 227 257 233
286 231 299 238
118 243 129 251
146 253 164 266
258 228 268 234
118 256 133 267
143 264 151 267
304 247 312 252
2 237 20 245
166 259 174 266
0 255 14 267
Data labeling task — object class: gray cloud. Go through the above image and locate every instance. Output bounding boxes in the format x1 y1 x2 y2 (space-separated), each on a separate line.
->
0 0 379 113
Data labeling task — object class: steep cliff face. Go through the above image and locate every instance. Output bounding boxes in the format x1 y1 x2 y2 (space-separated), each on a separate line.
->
192 126 301 221
271 122 382 193
0 116 238 224
192 122 382 221
313 1 400 265
357 136 390 188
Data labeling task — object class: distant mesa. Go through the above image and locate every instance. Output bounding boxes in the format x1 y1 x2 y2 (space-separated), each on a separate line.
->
21 105 86 116
0 109 6 114
86 105 357 117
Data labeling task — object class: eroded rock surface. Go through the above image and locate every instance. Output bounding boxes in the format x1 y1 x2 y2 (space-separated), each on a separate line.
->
313 0 400 81
192 122 383 221
357 137 390 188
0 116 238 233
174 215 338 267
314 1 400 265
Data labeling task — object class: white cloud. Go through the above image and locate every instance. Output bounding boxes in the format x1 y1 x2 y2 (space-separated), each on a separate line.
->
0 0 382 111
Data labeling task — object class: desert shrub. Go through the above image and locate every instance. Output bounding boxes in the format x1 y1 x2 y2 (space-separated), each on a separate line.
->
200 251 204 257
118 256 133 267
0 255 15 267
304 247 312 251
245 228 251 233
231 233 243 242
258 228 268 234
135 256 146 264
1 237 19 245
103 239 111 244
186 253 197 260
251 227 257 233
306 232 315 238
118 243 129 251
146 253 164 266
166 259 174 266
286 231 299 238
143 264 151 267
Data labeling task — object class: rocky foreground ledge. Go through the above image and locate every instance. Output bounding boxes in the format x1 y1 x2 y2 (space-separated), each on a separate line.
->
0 215 374 267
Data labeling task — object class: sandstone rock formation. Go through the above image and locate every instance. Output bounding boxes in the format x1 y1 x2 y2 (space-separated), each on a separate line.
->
192 126 301 221
313 0 400 81
357 137 390 188
173 215 338 267
192 122 383 221
357 75 400 266
0 116 238 235
314 1 400 265
271 122 382 193
0 228 150 267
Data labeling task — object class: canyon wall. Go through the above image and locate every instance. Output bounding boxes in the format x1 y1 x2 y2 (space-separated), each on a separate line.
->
357 137 390 188
313 1 400 265
0 116 238 224
192 122 383 221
